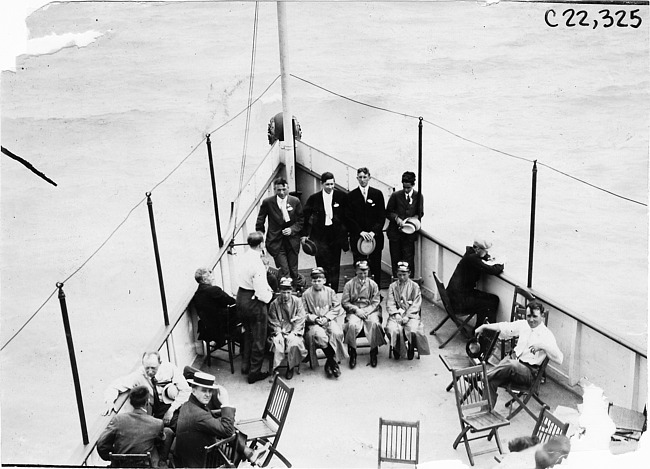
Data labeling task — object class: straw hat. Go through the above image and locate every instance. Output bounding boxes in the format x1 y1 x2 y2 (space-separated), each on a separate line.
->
187 371 219 390
400 217 421 235
161 383 179 404
357 238 376 256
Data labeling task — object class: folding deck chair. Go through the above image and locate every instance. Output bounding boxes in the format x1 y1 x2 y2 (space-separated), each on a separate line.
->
378 418 420 468
430 272 476 348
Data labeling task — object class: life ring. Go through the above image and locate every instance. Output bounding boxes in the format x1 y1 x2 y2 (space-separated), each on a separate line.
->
268 112 302 144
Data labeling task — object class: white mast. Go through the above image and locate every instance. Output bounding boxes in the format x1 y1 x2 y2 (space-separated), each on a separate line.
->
277 1 295 186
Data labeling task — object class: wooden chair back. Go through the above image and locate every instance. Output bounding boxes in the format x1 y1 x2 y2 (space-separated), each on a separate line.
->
203 434 238 468
108 452 152 468
532 406 570 443
262 375 295 440
452 363 493 415
378 418 420 468
433 272 456 316
608 402 648 440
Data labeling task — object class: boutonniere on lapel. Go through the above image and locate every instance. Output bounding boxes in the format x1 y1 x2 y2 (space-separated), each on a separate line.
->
333 202 340 208
287 205 293 211
367 198 375 206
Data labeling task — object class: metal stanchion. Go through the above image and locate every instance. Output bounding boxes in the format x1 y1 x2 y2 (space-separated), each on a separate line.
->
57 282 89 445
146 192 169 326
527 160 538 288
206 134 224 247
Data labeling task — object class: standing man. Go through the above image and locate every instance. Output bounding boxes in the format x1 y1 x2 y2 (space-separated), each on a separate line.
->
236 231 274 384
268 278 308 380
103 351 190 425
475 302 563 406
386 261 431 360
301 267 346 378
342 260 386 368
345 167 386 286
386 171 424 278
97 386 172 467
444 238 505 329
302 171 349 292
256 177 306 291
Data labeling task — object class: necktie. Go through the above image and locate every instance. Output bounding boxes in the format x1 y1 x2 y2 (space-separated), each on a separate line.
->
406 193 411 205
280 199 291 222
151 376 161 410
362 189 367 201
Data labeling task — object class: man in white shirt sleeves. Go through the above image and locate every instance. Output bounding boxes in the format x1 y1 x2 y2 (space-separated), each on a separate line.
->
236 231 274 384
475 301 563 405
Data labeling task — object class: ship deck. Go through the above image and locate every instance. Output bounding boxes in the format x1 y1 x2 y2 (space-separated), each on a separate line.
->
190 254 639 468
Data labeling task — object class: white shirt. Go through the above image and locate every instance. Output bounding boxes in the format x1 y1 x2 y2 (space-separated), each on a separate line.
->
277 195 290 222
237 247 273 303
359 185 367 201
322 190 333 226
498 320 563 366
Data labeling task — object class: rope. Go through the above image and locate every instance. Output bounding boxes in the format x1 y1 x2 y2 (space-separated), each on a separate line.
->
292 74 647 207
234 2 261 229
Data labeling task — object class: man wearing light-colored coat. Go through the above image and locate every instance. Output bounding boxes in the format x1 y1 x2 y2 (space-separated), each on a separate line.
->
386 262 431 359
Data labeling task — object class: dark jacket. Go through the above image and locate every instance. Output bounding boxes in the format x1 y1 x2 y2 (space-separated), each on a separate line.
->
385 189 424 240
302 189 349 250
447 246 504 296
345 186 386 249
97 409 164 461
173 394 236 468
192 284 237 343
255 195 304 257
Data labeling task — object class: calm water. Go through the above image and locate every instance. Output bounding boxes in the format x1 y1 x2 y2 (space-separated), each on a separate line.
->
1 1 648 463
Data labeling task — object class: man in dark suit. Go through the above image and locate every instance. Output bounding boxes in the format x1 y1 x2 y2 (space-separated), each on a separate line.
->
302 171 349 292
256 177 306 291
345 167 386 286
192 267 237 346
97 386 173 467
386 171 424 278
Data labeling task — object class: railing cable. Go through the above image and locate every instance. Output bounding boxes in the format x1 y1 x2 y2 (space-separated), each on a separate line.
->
292 74 647 207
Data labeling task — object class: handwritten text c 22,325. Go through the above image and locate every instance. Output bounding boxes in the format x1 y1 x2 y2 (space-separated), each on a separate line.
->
544 9 643 29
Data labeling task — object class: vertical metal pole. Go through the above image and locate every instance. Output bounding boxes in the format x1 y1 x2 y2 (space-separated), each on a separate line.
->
277 1 296 186
57 282 89 445
146 192 170 326
206 134 224 247
417 117 424 279
527 160 538 288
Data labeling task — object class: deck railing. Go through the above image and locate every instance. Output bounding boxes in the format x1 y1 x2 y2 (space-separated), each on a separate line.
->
69 144 284 466
296 140 648 411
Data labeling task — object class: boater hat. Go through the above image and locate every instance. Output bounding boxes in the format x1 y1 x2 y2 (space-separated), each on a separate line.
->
357 237 376 256
400 217 421 235
187 371 220 390
161 383 179 404
301 237 317 256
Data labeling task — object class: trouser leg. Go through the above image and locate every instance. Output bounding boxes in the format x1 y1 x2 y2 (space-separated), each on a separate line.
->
249 308 268 374
486 358 533 405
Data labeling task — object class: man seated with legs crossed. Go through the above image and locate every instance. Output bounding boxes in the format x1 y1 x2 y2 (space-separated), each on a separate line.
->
475 301 563 406
302 267 347 378
342 260 386 368
386 261 431 360
268 277 308 380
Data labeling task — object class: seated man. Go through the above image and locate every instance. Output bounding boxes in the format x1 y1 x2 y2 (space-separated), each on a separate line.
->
103 351 190 425
192 267 237 346
475 301 563 406
445 238 505 328
385 261 431 360
268 277 308 380
301 267 347 378
342 260 386 368
172 371 262 468
97 386 173 467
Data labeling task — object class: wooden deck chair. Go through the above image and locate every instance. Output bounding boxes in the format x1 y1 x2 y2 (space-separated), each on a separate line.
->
191 301 242 373
235 375 294 467
108 452 152 468
608 402 647 441
495 406 569 463
430 272 477 348
440 328 500 392
451 363 510 466
203 433 239 468
502 356 550 421
378 418 420 468
495 287 536 361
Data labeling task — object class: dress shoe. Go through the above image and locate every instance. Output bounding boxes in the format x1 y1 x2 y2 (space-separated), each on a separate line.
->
324 361 333 378
349 348 357 369
392 347 401 360
285 366 294 380
407 343 415 360
370 347 378 367
247 371 269 384
331 363 341 378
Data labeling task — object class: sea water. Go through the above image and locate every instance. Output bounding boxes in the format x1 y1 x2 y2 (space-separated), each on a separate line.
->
1 1 648 464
